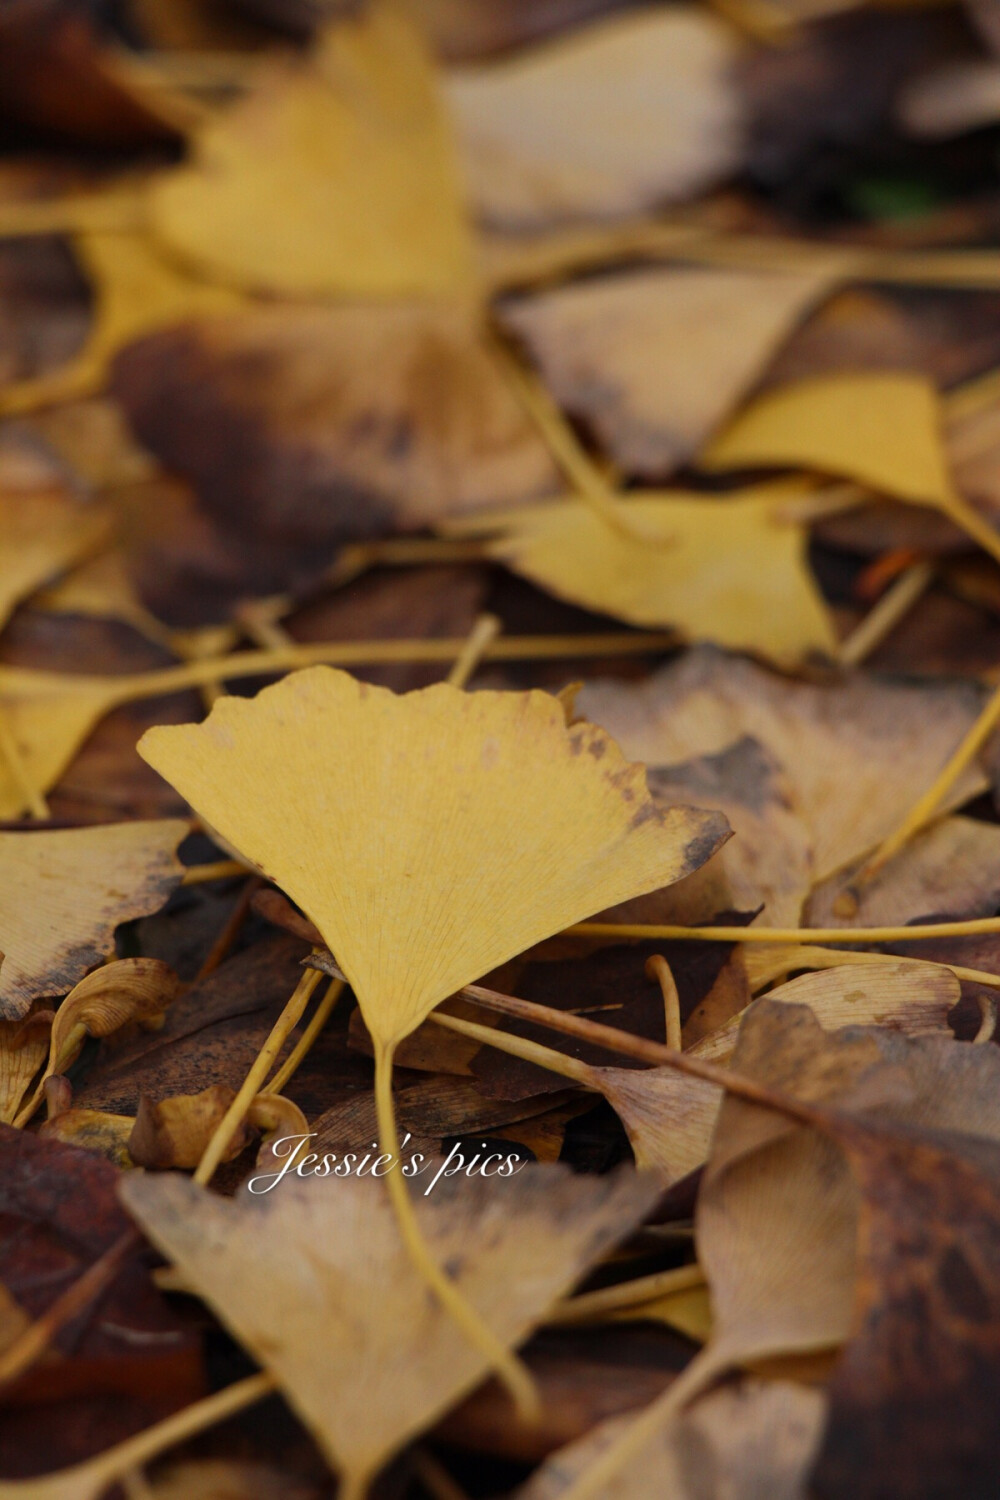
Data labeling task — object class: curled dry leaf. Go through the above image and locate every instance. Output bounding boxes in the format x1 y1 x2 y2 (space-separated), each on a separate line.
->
448 488 836 665
0 490 113 635
0 1002 50 1125
120 1165 664 1500
0 821 187 1020
499 265 837 477
701 371 955 509
112 303 559 549
131 1083 250 1170
137 669 729 1061
39 1106 136 1167
148 1 474 298
444 7 745 230
17 956 181 1127
578 645 987 884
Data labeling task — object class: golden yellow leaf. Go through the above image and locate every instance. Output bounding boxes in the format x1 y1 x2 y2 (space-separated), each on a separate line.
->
447 488 836 665
444 7 744 230
0 233 244 416
148 1 474 298
0 821 187 1020
120 1166 664 1500
0 491 113 635
499 264 837 476
701 372 954 507
130 1084 252 1170
138 669 727 1056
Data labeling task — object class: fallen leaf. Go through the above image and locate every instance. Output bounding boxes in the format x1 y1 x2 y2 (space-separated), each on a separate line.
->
0 489 112 636
39 1106 136 1167
515 1376 826 1500
137 669 729 1062
499 265 836 476
129 1084 252 1169
578 645 988 883
148 1 474 298
807 813 1000 927
415 0 635 61
444 7 744 229
120 1165 663 1499
0 820 187 1019
112 303 559 549
701 371 955 508
0 232 245 417
594 961 957 1183
648 737 814 928
448 488 837 665
0 1003 49 1125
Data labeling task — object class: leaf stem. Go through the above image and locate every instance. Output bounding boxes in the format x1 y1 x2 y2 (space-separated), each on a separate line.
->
569 916 1000 944
372 1038 540 1425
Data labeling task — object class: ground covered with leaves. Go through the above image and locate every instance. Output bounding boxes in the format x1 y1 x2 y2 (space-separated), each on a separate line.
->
7 1 1000 1497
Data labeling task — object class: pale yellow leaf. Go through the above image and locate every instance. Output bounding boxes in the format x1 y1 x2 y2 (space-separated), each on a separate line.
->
445 7 744 230
120 1166 663 1499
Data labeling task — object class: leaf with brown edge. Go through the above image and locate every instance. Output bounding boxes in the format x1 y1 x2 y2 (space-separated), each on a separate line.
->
447 487 837 666
137 669 728 1061
0 822 188 1020
119 1165 664 1500
129 1084 251 1170
0 1002 49 1125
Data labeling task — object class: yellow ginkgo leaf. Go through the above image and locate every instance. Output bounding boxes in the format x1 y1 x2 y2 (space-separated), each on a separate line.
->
148 1 474 298
0 490 114 634
701 372 954 508
0 820 187 1019
447 488 837 666
0 232 245 416
138 668 728 1057
138 667 727 1405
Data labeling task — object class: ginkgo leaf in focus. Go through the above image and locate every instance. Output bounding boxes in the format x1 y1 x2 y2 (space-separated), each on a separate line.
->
701 371 954 508
498 264 837 477
447 488 837 666
0 819 187 1019
148 0 474 298
121 1166 663 1500
138 668 729 1058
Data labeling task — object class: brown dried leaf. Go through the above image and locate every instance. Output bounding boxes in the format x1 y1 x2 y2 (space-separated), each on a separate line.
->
112 304 559 550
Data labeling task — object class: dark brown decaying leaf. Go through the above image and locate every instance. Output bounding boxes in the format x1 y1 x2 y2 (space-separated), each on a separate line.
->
112 305 559 551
